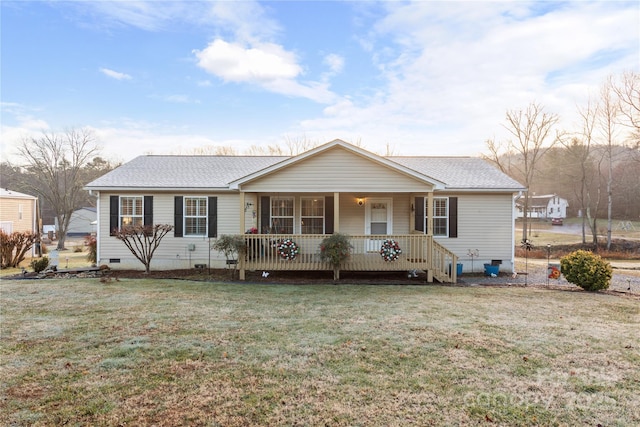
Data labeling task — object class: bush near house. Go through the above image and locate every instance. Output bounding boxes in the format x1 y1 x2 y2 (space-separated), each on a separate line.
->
560 249 612 291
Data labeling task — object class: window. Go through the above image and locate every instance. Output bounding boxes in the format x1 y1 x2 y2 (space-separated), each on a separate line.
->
174 196 217 238
301 198 324 234
270 197 294 233
184 197 207 236
433 197 448 236
120 196 143 228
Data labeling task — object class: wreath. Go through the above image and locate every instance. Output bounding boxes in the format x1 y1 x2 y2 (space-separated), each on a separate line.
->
277 239 299 261
380 239 402 262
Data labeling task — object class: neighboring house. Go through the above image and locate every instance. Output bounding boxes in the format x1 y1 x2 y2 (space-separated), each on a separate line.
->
0 188 38 235
85 140 525 281
57 207 97 236
516 194 568 219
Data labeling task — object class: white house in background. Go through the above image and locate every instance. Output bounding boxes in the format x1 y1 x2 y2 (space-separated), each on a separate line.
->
516 194 569 219
59 207 97 236
85 139 526 281
0 188 38 235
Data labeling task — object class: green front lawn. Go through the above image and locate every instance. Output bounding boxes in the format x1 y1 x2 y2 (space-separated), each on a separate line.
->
1 279 638 426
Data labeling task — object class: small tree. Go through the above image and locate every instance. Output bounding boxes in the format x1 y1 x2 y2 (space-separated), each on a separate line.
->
114 224 173 273
85 234 97 265
560 249 612 292
319 233 353 281
0 230 39 268
211 235 246 279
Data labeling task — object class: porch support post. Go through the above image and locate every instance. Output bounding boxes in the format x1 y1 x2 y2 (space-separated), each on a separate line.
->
239 191 246 280
334 192 340 232
427 192 434 235
427 192 434 282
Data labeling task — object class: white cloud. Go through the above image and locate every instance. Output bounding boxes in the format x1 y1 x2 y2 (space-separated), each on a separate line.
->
100 67 132 80
194 39 301 83
163 94 199 104
323 53 345 77
292 1 639 156
0 103 51 162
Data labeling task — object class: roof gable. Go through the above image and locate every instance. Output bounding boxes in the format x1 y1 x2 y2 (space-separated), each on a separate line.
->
230 139 446 190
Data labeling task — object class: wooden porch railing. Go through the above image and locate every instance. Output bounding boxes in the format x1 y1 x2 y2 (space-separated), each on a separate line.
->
240 234 457 283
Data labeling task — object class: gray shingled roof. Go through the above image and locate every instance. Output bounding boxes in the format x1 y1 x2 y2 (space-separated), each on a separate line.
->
388 157 524 190
86 155 288 189
86 153 524 191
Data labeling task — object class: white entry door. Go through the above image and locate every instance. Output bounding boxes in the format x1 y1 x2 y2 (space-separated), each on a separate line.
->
365 198 392 252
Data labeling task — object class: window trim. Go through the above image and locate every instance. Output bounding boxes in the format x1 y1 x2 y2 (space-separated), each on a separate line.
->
300 196 325 234
119 195 144 229
270 196 294 234
432 197 449 237
183 196 208 237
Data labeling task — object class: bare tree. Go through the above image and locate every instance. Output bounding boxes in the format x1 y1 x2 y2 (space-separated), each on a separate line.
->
486 103 559 240
572 97 600 245
598 78 621 250
17 128 100 250
114 224 174 273
612 71 640 147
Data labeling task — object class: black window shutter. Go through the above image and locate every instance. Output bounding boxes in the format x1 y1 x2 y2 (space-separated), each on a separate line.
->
260 196 270 233
208 197 217 238
324 196 334 234
174 196 183 237
414 197 425 232
109 196 119 236
449 197 458 238
143 196 153 227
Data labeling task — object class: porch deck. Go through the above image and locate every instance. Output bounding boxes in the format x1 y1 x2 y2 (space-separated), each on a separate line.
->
240 233 457 283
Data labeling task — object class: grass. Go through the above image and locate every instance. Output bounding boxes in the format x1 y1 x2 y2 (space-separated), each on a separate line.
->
1 279 639 426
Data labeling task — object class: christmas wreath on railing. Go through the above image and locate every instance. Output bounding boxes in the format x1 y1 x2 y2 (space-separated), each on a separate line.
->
380 239 402 262
277 239 299 261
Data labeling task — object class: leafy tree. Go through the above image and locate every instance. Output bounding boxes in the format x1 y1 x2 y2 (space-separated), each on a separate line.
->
114 224 173 273
17 128 100 249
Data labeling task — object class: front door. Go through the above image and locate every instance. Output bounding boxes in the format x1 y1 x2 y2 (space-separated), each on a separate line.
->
365 198 392 252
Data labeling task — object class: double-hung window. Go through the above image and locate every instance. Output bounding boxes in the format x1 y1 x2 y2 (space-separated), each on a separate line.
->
433 197 449 236
270 197 294 234
184 197 207 236
120 196 143 228
301 197 324 234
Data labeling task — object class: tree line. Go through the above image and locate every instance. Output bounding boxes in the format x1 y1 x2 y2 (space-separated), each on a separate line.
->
484 71 639 250
2 73 637 253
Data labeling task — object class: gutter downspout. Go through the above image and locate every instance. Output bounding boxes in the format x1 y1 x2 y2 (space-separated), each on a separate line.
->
512 191 523 272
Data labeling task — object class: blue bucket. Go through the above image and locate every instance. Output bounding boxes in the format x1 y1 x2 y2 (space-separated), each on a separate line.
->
484 264 499 276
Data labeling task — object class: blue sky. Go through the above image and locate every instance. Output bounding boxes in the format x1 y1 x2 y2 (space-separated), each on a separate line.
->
1 1 638 162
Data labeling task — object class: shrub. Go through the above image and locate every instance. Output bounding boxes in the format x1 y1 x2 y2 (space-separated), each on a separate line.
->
84 235 97 264
320 233 353 281
1 230 39 268
30 256 50 273
560 249 612 292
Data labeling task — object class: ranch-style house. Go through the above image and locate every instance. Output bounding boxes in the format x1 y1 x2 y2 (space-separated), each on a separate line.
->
85 139 525 282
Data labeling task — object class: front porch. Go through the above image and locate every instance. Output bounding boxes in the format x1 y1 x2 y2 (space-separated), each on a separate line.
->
240 233 458 283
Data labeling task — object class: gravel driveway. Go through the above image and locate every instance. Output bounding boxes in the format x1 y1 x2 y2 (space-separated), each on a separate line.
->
458 257 640 296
